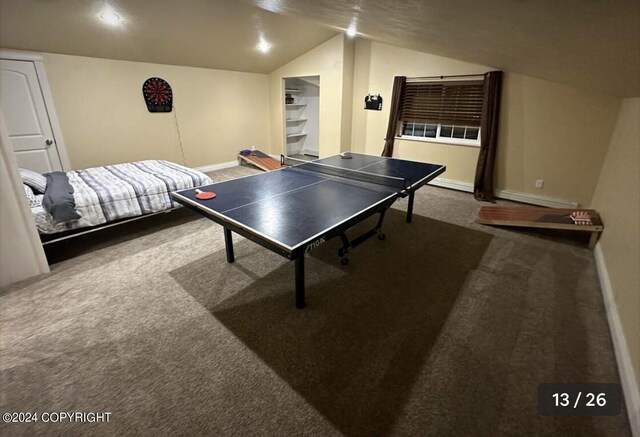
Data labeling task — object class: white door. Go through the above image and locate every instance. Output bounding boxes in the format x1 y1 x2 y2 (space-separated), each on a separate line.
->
0 59 63 172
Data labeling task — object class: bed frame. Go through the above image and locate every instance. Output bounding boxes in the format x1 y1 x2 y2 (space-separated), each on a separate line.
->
40 207 181 245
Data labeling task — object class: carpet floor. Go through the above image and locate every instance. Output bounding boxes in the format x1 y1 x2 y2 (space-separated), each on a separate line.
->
0 165 631 436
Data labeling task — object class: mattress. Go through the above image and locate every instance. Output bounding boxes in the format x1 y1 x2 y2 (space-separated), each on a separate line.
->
34 160 212 235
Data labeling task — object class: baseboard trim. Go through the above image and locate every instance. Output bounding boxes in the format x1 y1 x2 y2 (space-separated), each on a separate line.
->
429 177 578 208
301 147 319 156
194 160 238 173
594 243 640 436
431 177 474 193
495 188 579 208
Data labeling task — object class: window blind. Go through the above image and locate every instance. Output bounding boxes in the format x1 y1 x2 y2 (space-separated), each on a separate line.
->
399 80 484 126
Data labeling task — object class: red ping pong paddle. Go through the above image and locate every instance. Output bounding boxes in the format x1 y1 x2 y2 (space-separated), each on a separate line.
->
195 188 216 200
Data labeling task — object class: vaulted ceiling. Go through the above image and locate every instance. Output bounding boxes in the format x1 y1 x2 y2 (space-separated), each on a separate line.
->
248 0 640 97
0 0 337 74
1 0 638 97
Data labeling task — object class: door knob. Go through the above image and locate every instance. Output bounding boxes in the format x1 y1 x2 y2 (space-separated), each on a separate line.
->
45 139 53 146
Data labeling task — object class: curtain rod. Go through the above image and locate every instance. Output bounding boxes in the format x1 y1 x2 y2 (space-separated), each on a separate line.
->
407 73 486 80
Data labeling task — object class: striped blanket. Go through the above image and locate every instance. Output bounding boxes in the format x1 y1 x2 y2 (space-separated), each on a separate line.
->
34 160 212 234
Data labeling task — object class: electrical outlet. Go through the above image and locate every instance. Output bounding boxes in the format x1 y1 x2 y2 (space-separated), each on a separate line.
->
535 179 544 189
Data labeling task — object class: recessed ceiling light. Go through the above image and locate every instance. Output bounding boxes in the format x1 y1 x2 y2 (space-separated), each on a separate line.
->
99 10 121 25
257 38 271 53
346 24 357 37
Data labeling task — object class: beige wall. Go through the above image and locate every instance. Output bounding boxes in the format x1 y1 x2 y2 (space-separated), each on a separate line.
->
43 53 270 169
31 44 626 204
351 40 620 206
340 37 355 153
499 74 620 205
350 38 371 155
591 98 640 385
268 34 351 157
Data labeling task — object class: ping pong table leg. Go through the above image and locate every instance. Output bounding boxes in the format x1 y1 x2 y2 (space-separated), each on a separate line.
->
223 227 235 263
406 191 415 223
295 255 305 309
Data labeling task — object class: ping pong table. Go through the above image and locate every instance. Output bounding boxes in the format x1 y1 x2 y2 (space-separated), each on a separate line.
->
171 153 445 309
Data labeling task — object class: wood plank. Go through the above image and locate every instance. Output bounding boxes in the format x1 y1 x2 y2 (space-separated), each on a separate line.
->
238 150 283 172
476 206 604 233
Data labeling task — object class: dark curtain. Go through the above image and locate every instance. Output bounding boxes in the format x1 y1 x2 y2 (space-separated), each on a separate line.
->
381 76 406 157
473 71 503 202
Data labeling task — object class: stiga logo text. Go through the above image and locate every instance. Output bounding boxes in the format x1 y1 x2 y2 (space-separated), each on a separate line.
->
304 238 326 253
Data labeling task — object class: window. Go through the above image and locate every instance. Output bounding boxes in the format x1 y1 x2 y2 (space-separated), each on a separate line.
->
401 122 480 146
397 79 484 146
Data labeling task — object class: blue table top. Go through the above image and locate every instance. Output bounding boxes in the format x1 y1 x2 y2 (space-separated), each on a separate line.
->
172 153 445 250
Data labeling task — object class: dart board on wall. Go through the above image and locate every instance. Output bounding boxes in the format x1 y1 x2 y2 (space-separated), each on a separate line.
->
142 77 173 112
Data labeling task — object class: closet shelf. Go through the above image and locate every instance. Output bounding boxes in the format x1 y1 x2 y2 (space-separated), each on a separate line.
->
285 103 306 107
286 133 307 139
286 118 307 122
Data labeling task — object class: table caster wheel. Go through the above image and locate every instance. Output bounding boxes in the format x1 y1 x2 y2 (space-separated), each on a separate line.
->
377 232 386 240
340 256 349 265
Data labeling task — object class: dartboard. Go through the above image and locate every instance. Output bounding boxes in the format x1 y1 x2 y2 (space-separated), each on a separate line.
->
142 77 173 112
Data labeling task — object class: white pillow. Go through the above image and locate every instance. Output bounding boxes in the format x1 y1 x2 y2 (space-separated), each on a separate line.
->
20 168 47 193
23 184 43 208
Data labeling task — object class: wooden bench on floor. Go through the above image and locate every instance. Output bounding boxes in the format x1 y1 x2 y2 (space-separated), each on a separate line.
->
238 150 283 172
476 206 604 249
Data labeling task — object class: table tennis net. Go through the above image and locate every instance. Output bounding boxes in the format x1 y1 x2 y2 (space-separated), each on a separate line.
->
281 155 410 191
